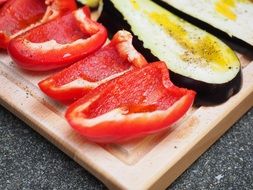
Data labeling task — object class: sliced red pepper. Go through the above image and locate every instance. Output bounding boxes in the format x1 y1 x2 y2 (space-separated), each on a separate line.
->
38 30 147 103
65 61 196 143
8 7 107 71
0 0 77 48
0 0 7 6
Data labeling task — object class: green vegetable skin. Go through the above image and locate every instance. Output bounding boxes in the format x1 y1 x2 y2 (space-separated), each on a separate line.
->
100 0 242 105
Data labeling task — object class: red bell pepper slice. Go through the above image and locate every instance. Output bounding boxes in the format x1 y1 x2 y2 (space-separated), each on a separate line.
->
38 30 147 103
0 0 77 48
65 61 196 143
8 7 107 71
0 0 7 6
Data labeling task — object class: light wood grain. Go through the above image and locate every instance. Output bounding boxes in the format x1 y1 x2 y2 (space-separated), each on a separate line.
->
0 51 252 190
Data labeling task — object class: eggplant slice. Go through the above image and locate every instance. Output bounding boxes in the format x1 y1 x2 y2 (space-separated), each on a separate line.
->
153 0 253 47
99 0 242 105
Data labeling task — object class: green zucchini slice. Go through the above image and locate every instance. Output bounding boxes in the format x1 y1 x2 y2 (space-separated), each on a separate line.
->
100 0 242 105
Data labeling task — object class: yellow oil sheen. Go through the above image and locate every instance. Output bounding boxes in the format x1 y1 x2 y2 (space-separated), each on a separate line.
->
129 0 239 72
148 12 236 71
130 0 140 10
215 0 237 20
222 0 236 6
214 0 250 20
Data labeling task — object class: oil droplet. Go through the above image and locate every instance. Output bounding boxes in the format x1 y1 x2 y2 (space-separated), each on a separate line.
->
215 0 237 20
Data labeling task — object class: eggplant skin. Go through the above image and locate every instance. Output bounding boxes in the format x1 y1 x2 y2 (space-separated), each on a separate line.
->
152 0 253 49
152 0 253 47
99 0 242 105
98 1 159 62
170 69 242 106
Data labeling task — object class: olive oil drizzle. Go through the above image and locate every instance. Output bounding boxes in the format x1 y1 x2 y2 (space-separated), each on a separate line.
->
129 0 238 72
215 0 251 20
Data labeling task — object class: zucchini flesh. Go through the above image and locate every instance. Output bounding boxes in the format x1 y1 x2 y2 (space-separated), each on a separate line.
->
100 0 242 105
154 0 253 46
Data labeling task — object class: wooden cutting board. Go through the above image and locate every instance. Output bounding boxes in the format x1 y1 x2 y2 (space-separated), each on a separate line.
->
0 48 252 189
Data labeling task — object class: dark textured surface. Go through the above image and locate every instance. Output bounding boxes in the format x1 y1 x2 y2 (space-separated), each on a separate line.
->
0 105 252 190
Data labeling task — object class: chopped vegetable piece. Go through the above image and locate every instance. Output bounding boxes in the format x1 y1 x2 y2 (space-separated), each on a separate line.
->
100 0 242 105
8 7 107 71
154 0 253 46
65 61 196 143
0 0 7 5
0 0 77 48
38 30 147 103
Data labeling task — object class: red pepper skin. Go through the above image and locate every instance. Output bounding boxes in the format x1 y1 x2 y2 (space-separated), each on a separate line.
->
0 0 77 49
0 0 7 6
65 62 196 143
38 30 147 103
8 7 107 71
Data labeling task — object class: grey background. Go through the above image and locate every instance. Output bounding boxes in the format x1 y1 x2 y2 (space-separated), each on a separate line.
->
0 105 252 190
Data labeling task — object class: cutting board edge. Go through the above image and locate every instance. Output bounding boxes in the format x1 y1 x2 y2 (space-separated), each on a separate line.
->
148 91 253 190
